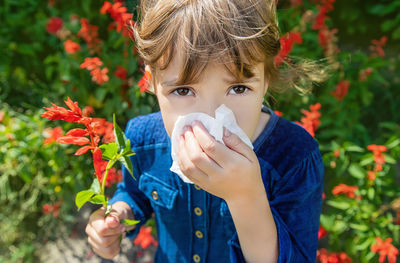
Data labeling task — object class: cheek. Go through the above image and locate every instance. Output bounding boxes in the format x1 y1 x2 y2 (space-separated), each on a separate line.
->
233 109 261 138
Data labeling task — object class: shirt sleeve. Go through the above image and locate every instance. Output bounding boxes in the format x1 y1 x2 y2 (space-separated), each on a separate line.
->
108 121 154 239
228 148 324 263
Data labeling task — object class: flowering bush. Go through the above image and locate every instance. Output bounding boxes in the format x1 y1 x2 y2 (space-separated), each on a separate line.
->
1 0 400 262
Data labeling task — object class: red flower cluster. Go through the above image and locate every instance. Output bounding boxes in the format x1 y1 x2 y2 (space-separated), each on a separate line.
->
64 40 81 54
317 249 352 263
43 126 64 145
332 184 358 199
134 226 159 249
80 57 109 85
295 103 321 138
43 202 61 218
331 80 349 102
371 237 398 263
359 67 374 82
274 31 302 67
370 36 388 58
312 0 339 55
77 18 101 54
46 17 63 34
100 1 133 36
138 71 152 93
367 144 387 172
41 98 117 186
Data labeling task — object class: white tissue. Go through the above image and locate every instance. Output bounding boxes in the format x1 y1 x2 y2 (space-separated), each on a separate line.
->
170 104 253 184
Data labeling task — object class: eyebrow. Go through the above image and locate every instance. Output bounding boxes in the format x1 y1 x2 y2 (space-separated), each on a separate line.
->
161 76 260 87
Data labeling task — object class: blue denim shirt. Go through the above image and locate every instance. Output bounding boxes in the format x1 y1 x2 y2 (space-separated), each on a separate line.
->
110 105 324 263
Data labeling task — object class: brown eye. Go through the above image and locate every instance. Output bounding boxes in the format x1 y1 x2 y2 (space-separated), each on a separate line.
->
230 85 249 95
173 88 193 96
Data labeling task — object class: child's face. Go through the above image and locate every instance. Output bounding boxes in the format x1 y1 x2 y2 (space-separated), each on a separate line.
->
149 51 268 141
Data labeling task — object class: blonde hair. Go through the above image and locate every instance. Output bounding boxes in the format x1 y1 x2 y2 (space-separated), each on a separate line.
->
132 0 328 98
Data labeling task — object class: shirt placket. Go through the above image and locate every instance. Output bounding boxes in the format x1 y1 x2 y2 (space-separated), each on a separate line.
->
189 183 208 263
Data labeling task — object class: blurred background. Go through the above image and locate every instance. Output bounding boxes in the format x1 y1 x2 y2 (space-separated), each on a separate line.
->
0 0 399 262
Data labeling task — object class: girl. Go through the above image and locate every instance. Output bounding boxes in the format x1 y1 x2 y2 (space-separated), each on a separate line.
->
85 0 325 262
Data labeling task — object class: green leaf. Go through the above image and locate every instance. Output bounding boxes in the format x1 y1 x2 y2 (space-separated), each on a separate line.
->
90 178 101 195
119 156 134 179
360 155 374 166
100 142 118 160
386 137 400 149
349 223 369 232
367 188 375 200
120 218 140 226
75 190 95 210
385 155 397 164
113 114 126 150
348 164 365 179
90 194 108 205
326 200 351 210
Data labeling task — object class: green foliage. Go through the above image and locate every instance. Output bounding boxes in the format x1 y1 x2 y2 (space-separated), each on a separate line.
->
0 104 93 262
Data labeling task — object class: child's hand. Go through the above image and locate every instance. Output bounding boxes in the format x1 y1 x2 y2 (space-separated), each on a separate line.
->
85 201 135 259
177 121 265 203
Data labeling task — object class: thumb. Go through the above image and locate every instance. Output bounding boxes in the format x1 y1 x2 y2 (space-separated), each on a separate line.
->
105 213 121 229
222 127 254 160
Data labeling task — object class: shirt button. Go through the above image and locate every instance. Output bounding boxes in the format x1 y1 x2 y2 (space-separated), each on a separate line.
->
194 207 202 216
195 230 203 239
193 254 201 262
194 184 201 190
151 190 159 201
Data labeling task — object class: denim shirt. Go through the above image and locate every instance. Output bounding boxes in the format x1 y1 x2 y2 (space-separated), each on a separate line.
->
109 105 324 263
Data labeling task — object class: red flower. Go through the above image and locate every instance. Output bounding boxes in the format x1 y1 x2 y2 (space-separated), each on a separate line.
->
80 57 103 70
64 40 81 54
371 237 398 263
138 71 152 93
295 103 321 138
77 18 101 53
370 36 388 58
318 225 328 239
332 184 358 198
331 80 349 101
101 1 133 36
83 106 94 117
41 97 82 123
317 248 352 263
274 110 283 117
42 98 117 187
43 126 64 145
359 67 374 82
90 67 109 85
115 65 128 81
134 226 158 249
43 202 61 218
275 32 302 67
46 17 63 34
367 144 387 172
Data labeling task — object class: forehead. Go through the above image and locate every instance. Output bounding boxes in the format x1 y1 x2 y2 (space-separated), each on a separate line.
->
156 48 264 85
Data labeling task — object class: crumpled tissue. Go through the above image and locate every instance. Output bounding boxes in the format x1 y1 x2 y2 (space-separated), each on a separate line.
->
170 104 253 184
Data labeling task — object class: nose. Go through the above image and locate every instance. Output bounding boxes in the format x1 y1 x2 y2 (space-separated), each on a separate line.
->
197 97 222 118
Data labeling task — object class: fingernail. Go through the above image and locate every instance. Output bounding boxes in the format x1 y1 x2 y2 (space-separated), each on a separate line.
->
183 125 191 133
224 127 231 137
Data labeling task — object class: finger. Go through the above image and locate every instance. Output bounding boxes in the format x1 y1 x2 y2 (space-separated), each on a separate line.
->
86 224 121 248
222 127 256 161
178 134 209 184
191 121 244 166
89 208 125 237
183 125 223 175
89 236 121 259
